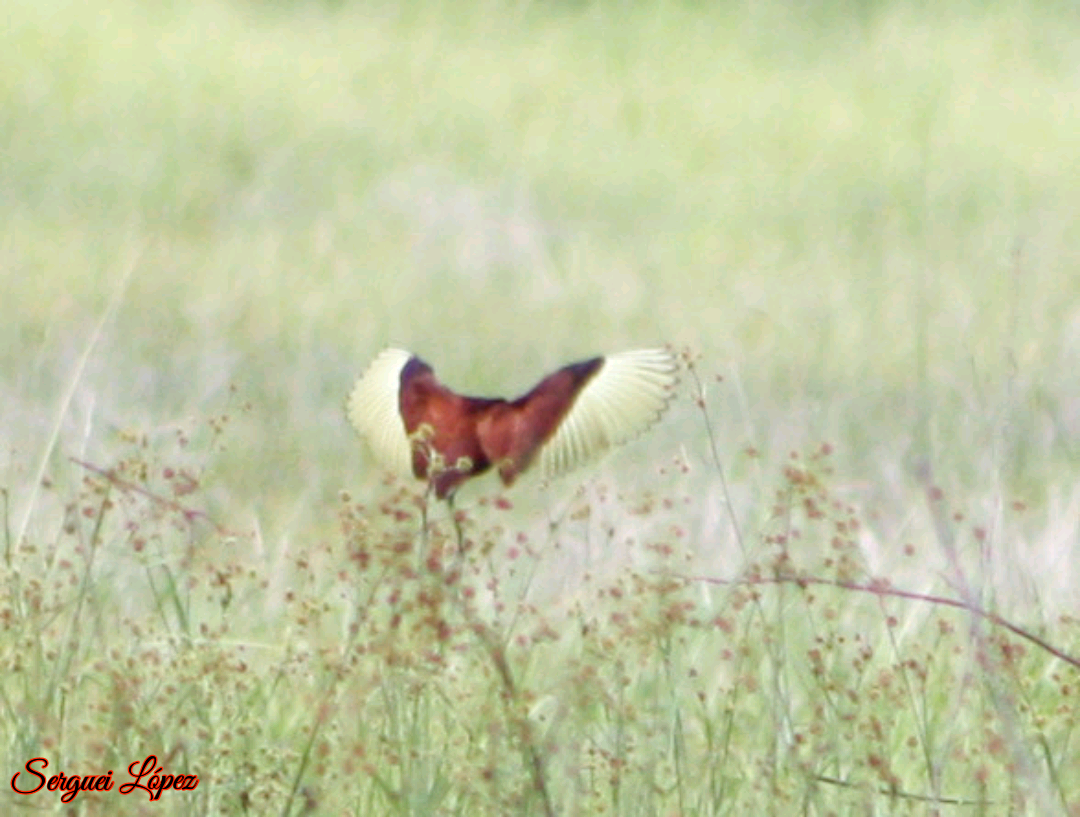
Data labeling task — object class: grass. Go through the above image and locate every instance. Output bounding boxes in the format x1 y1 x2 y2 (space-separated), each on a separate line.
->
3 378 1077 814
1 0 1078 813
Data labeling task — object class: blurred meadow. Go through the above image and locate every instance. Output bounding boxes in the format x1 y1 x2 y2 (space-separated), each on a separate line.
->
2 0 1078 813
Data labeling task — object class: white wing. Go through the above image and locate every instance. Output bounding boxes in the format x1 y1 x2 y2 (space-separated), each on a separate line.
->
537 348 678 479
347 348 415 478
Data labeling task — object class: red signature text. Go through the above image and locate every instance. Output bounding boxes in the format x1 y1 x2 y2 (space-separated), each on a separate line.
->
11 755 198 804
118 755 199 801
11 758 114 804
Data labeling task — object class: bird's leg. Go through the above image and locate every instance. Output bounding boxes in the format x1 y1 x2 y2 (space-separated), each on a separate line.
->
445 492 473 589
415 433 442 572
448 493 465 556
445 456 475 559
418 480 434 571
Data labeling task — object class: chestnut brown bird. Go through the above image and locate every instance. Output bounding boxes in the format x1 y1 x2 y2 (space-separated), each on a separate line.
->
347 348 678 500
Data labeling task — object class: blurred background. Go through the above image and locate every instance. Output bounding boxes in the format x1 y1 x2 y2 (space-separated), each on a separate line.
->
2 0 1077 598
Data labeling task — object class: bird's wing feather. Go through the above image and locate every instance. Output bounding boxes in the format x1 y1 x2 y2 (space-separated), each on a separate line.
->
537 348 678 479
347 348 415 478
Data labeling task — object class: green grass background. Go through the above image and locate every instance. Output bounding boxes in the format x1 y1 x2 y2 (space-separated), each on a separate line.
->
2 0 1078 813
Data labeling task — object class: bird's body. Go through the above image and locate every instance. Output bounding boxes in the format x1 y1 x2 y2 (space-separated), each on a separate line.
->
348 348 678 498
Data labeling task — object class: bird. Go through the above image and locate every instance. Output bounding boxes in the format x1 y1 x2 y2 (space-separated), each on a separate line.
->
347 347 678 501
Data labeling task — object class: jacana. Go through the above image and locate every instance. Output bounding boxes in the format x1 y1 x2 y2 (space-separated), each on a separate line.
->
347 348 678 500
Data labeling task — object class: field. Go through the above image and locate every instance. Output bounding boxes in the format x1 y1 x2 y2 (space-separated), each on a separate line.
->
2 0 1078 813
